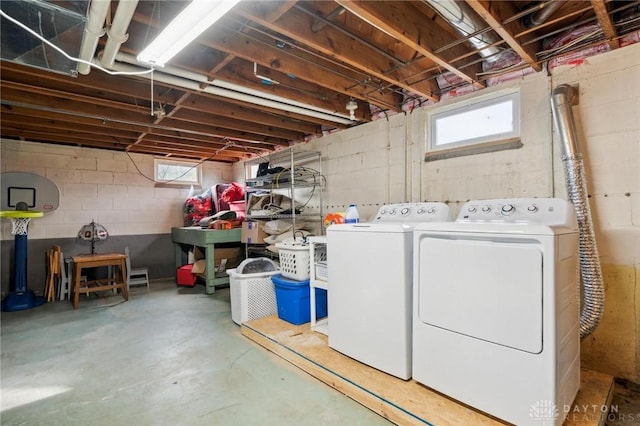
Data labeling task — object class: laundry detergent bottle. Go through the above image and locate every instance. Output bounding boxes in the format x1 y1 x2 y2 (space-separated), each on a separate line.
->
344 204 360 223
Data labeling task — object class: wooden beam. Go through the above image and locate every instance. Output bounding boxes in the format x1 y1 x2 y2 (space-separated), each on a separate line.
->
168 108 306 141
590 0 619 50
197 29 401 111
465 0 543 72
336 0 482 92
0 84 292 146
234 3 438 102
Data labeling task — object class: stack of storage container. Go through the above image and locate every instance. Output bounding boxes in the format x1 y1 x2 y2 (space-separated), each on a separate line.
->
273 238 327 325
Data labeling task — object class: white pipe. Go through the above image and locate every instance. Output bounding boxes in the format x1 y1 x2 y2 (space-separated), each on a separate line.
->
253 62 280 85
100 0 139 68
113 52 354 123
106 60 354 124
76 0 111 75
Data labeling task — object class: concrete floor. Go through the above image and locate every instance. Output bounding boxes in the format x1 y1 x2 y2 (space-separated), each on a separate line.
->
2 280 638 426
1 280 391 426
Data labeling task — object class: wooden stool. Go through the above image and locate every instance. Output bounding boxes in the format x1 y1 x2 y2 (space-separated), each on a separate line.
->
71 253 128 309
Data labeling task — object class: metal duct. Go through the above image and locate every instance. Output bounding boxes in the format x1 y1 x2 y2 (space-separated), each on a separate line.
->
525 0 564 28
425 0 501 62
550 84 604 338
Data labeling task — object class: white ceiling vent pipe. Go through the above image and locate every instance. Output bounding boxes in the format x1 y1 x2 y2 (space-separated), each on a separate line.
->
106 59 354 125
424 0 501 62
100 0 139 69
76 0 111 75
113 52 354 123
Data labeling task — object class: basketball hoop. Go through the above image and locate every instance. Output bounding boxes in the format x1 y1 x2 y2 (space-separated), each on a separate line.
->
0 211 44 311
1 172 60 312
1 210 43 231
1 211 43 235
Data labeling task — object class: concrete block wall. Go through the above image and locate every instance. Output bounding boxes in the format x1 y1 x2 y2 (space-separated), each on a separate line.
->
1 140 233 240
413 73 555 216
1 139 234 295
550 43 640 383
2 41 636 382
246 43 638 382
291 71 558 222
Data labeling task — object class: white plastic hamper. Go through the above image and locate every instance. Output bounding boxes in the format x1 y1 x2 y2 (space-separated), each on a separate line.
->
228 259 279 325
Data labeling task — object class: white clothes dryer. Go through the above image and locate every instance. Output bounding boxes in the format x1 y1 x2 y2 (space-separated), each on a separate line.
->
412 198 580 425
327 202 450 380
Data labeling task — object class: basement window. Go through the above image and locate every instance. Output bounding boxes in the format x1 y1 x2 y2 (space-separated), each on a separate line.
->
425 90 522 161
154 159 201 187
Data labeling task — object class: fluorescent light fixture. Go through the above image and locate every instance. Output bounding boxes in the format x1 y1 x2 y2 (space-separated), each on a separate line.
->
137 0 240 66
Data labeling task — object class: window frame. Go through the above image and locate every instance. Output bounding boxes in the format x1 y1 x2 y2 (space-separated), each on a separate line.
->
154 158 202 187
427 89 521 156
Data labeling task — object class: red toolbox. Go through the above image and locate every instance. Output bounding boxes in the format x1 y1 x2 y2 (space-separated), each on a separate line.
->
177 264 197 286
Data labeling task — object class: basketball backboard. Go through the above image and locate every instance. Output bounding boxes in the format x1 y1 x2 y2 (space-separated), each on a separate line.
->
1 172 60 212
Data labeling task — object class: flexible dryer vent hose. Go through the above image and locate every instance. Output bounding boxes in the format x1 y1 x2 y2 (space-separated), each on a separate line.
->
550 85 605 338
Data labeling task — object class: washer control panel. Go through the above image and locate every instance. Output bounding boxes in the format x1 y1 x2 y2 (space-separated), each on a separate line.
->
373 202 450 223
457 198 576 226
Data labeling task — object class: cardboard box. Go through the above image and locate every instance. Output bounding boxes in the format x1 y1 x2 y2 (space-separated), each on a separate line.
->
191 247 244 274
215 247 243 270
241 221 267 244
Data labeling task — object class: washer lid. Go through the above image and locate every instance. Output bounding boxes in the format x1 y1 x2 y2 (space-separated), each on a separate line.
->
327 223 415 233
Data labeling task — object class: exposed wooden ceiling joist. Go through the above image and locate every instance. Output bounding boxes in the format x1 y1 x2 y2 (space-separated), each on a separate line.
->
1 0 637 163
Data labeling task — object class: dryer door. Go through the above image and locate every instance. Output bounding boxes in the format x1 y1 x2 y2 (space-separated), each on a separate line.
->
416 235 543 354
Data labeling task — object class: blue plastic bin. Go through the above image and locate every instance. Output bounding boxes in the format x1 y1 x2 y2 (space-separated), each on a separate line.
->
272 274 327 325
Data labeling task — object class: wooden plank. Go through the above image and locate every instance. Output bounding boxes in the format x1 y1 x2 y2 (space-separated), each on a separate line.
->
590 0 619 50
242 315 614 426
567 369 615 425
242 316 504 425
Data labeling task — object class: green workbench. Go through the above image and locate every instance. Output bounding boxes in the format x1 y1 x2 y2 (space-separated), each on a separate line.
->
171 227 242 294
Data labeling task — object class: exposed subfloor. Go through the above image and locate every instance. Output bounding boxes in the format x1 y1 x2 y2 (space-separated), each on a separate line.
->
240 316 632 426
1 279 638 426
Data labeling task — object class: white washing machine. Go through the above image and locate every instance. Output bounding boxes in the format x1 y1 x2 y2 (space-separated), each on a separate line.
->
327 202 450 380
413 198 580 425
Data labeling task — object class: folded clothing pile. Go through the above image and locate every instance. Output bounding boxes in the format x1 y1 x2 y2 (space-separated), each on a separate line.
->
261 219 310 253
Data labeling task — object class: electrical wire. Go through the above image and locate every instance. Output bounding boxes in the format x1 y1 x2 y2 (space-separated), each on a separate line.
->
270 166 325 213
37 11 50 69
536 28 603 59
0 8 154 77
125 139 242 183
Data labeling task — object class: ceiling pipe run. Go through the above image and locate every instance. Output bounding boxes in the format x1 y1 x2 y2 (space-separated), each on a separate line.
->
524 0 564 28
109 54 354 125
76 0 110 75
99 0 139 68
424 0 501 62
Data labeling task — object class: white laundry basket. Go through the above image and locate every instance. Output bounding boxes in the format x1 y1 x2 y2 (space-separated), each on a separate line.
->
228 258 279 325
276 238 327 281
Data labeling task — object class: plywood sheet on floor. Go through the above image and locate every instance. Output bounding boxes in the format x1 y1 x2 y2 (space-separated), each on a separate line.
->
241 315 614 426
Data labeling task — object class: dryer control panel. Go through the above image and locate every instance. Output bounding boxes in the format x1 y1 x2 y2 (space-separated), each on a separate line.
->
457 198 576 226
373 202 450 223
